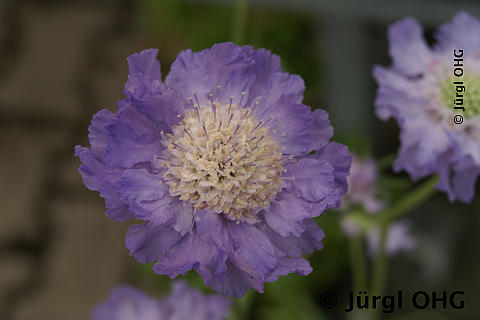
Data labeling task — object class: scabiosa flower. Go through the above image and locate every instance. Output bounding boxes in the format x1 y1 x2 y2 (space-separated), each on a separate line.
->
373 12 480 203
92 281 230 320
75 43 351 297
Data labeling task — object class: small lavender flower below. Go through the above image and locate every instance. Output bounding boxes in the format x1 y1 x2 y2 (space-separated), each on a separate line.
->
92 281 230 320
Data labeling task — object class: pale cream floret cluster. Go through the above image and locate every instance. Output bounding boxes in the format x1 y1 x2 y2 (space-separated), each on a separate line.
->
160 98 285 222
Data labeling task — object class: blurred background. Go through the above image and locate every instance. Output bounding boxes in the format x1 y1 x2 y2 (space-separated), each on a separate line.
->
1 0 480 319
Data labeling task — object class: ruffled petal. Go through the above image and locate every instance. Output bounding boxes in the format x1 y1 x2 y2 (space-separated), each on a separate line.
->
165 43 256 107
119 169 193 234
388 18 433 75
284 158 335 203
153 230 223 279
314 142 352 199
263 193 314 237
452 165 480 203
310 109 333 150
435 12 480 55
74 146 132 222
127 48 161 80
103 103 164 168
125 223 182 264
88 109 116 159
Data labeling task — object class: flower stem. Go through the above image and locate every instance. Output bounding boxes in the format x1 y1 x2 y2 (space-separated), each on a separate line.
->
369 175 439 320
371 225 387 320
377 152 397 172
378 175 440 226
349 235 368 291
231 0 248 44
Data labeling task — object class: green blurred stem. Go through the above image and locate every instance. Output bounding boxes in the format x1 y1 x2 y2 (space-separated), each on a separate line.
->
231 0 248 44
378 175 440 226
371 226 387 320
377 153 397 172
349 235 368 291
370 175 439 320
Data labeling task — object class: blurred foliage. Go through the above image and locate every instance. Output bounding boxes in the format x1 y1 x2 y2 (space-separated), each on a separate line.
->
139 0 320 105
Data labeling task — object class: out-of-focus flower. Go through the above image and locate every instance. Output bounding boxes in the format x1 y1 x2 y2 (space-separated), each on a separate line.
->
373 12 480 203
340 156 415 256
367 222 416 256
92 281 230 320
75 43 351 297
343 155 384 213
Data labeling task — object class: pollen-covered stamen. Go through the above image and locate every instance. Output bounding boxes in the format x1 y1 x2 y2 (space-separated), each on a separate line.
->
161 102 284 222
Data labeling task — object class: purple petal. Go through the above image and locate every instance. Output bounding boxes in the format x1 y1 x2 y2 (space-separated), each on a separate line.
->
310 109 333 150
314 142 352 199
388 17 433 75
103 103 164 168
435 12 480 55
263 193 314 237
166 281 231 320
119 169 193 234
165 43 255 106
74 146 132 222
453 165 480 203
284 158 335 203
88 109 116 158
125 223 182 264
153 230 222 279
92 286 164 320
127 48 161 79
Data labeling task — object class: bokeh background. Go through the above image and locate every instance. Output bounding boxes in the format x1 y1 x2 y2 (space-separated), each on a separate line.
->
1 0 480 319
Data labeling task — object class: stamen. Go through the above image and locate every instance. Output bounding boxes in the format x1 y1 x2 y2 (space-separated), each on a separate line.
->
227 113 234 128
252 120 263 132
171 142 186 151
193 92 201 107
228 96 233 114
184 128 194 140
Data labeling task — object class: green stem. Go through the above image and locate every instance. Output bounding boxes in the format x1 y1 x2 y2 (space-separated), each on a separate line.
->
231 0 248 44
378 175 440 226
348 235 368 291
368 175 439 320
371 226 387 320
377 153 397 172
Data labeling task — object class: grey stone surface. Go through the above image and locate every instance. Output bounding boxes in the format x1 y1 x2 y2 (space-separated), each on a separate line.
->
0 127 67 243
0 4 113 120
12 199 129 320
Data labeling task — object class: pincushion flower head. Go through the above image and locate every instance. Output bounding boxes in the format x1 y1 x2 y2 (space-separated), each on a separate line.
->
373 12 480 203
75 43 351 297
92 281 230 320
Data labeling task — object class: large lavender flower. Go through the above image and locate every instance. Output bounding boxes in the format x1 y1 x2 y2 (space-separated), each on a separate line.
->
92 281 230 320
75 43 351 297
373 12 480 203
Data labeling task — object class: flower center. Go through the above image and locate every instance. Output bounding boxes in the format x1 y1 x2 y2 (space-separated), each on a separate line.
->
441 73 480 118
161 99 284 222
